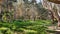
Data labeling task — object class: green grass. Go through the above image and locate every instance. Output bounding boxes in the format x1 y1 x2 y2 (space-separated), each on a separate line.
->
0 20 51 34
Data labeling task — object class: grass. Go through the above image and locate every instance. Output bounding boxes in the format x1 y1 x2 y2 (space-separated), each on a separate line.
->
0 20 51 34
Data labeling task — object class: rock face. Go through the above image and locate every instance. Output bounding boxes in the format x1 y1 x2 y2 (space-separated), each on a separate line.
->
48 0 60 4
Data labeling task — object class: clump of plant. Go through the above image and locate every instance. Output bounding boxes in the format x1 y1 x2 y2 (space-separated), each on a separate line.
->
0 20 51 34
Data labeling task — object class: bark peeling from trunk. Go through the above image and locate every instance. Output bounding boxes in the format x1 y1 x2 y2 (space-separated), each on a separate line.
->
42 0 60 27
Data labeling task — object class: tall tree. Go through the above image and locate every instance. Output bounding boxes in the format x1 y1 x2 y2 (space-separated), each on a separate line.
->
42 0 60 27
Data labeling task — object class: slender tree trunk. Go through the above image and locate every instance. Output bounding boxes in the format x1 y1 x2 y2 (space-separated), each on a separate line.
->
50 11 55 24
57 10 60 27
57 15 60 27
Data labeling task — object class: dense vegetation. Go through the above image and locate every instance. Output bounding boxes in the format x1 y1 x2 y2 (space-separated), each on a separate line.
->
0 20 51 34
0 0 59 34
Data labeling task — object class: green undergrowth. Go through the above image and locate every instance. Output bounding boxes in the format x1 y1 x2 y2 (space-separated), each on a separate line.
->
0 20 51 34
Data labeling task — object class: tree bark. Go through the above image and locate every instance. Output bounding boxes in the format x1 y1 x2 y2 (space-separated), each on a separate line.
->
57 15 60 27
42 0 60 27
48 0 60 4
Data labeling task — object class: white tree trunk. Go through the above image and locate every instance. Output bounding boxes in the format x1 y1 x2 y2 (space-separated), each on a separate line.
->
42 0 60 27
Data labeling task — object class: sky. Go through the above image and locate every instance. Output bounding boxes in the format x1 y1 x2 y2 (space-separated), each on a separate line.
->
36 0 40 3
28 0 42 3
36 0 42 3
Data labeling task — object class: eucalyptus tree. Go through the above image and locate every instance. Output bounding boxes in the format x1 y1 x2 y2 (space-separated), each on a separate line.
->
42 0 60 27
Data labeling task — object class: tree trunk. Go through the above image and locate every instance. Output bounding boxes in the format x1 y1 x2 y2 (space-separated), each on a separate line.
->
48 0 60 4
57 16 60 27
42 0 60 27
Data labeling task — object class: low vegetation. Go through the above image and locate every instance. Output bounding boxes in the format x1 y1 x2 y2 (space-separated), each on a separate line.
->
0 20 51 34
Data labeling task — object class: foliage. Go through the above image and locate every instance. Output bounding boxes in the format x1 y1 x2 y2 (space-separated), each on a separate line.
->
0 0 55 34
0 20 51 34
